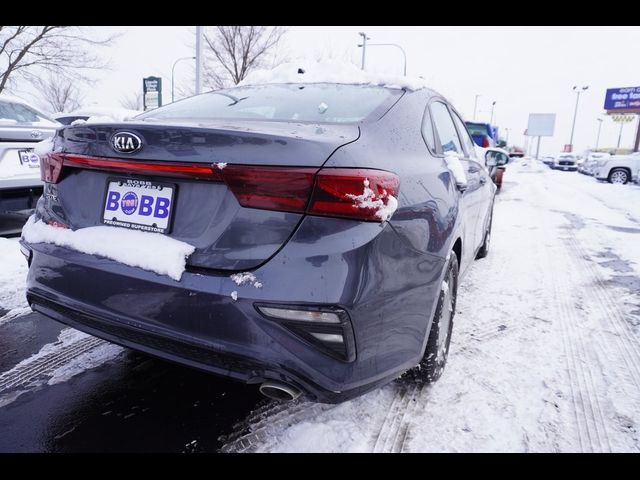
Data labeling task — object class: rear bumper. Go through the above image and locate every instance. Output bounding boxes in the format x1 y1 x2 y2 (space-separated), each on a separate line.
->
22 217 446 402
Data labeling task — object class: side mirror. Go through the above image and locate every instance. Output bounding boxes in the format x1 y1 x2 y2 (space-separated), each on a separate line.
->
485 149 509 167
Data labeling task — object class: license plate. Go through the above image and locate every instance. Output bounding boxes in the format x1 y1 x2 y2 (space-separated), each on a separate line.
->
563 167 568 170
18 149 40 168
102 178 175 234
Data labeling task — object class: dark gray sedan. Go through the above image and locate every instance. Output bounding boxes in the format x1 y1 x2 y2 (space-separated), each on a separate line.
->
21 82 499 403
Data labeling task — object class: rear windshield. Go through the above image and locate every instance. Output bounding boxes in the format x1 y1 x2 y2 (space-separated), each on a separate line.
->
0 100 56 126
465 123 490 136
138 84 399 124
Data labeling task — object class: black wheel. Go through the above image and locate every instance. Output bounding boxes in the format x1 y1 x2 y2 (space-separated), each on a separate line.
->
476 209 493 259
608 168 629 184
404 252 459 384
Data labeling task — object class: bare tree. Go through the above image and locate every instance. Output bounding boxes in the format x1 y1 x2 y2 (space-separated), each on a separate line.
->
33 73 83 113
0 26 118 95
203 26 287 89
120 92 143 110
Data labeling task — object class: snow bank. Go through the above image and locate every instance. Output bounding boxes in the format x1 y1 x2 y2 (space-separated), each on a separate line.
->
444 151 467 186
240 60 428 91
22 217 195 281
0 238 29 313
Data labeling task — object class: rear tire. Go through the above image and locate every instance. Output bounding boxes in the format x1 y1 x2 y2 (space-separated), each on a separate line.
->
608 168 629 184
404 253 459 384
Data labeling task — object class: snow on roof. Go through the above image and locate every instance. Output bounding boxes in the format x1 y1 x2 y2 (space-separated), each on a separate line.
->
239 60 428 91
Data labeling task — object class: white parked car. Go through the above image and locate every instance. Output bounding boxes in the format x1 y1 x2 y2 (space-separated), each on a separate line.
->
594 152 640 184
0 95 61 235
552 153 578 171
580 151 610 175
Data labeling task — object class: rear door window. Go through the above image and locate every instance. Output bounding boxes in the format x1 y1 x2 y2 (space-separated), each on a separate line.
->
430 101 463 155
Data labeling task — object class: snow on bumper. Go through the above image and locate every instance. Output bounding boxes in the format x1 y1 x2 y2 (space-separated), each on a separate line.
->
21 216 195 281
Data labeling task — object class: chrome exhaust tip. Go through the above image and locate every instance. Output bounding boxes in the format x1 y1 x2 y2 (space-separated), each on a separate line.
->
259 381 302 401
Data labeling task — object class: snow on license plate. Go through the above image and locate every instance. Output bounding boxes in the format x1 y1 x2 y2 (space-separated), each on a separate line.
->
102 178 175 234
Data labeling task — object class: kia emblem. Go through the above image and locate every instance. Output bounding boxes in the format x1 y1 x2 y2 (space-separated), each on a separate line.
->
111 132 142 154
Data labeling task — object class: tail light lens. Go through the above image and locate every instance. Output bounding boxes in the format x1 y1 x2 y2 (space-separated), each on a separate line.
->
308 168 399 221
222 165 315 213
40 153 64 183
44 154 399 222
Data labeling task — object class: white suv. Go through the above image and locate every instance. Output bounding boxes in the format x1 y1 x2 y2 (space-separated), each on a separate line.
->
552 153 578 171
594 152 640 184
0 95 60 234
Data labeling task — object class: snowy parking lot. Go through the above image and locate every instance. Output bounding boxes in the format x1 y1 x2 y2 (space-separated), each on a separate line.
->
1 159 640 452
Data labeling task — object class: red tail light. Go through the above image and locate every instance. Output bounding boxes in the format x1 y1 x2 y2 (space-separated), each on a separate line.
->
309 168 400 221
222 165 315 213
40 153 64 183
44 154 399 222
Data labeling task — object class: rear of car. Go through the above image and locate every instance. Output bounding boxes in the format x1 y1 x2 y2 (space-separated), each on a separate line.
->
0 97 60 235
552 153 578 171
22 83 446 402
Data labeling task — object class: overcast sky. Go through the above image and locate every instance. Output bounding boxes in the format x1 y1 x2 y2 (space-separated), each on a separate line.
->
44 26 640 155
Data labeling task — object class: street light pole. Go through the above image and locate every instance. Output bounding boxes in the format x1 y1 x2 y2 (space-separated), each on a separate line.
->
363 43 407 75
358 32 370 70
473 94 481 120
490 101 496 124
172 56 196 103
595 117 603 150
617 121 625 149
569 85 589 152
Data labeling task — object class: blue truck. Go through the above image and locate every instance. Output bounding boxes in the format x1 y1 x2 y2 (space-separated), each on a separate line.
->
465 121 499 148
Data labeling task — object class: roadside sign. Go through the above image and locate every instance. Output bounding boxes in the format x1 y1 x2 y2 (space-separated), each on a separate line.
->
143 76 162 111
527 114 556 137
563 144 572 152
604 86 640 113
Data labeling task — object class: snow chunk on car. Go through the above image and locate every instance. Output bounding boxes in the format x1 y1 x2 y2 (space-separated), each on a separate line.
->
22 217 195 281
444 151 467 187
230 272 263 288
240 60 428 91
347 178 398 221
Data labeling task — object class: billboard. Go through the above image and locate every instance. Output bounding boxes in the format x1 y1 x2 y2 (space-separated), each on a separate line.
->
527 113 556 137
604 86 640 112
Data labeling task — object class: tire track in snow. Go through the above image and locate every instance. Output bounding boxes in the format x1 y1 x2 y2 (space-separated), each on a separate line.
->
0 328 121 407
370 384 423 453
219 399 341 452
563 233 640 393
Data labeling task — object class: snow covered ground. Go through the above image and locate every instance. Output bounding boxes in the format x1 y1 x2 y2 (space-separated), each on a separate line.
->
222 160 640 453
1 159 640 451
